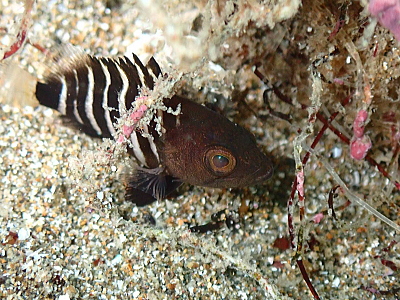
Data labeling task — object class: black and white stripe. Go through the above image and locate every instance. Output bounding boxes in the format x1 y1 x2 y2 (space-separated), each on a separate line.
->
72 70 84 125
36 50 164 168
97 58 115 137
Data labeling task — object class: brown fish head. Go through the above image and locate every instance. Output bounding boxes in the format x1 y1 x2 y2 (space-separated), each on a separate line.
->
160 96 274 188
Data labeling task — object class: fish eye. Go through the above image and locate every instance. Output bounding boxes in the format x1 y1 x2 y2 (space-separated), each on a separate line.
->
205 148 236 175
212 155 229 168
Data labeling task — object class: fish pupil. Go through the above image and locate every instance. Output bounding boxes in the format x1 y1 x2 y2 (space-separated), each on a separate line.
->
212 155 229 168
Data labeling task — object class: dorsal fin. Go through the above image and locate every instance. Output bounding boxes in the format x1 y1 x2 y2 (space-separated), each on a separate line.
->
43 44 89 79
146 56 162 78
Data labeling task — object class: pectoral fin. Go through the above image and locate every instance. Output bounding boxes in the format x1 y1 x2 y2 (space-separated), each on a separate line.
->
125 167 182 206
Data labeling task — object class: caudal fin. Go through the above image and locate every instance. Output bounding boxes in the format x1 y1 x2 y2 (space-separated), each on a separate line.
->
0 62 38 107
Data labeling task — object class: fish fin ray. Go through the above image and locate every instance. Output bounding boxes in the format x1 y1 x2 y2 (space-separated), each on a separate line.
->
43 44 89 78
0 62 37 107
125 166 182 206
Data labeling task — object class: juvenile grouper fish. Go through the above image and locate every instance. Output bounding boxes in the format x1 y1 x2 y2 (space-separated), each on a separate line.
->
34 47 274 206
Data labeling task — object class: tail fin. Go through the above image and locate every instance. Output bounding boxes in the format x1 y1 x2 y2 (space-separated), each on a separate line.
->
0 62 38 107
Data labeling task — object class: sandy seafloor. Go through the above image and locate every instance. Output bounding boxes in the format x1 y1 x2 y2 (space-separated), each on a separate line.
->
0 1 399 299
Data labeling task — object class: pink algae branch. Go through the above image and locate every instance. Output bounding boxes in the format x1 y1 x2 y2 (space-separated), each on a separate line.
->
296 171 305 198
2 0 34 60
369 0 400 41
350 109 372 160
117 104 148 143
350 85 373 160
353 109 368 138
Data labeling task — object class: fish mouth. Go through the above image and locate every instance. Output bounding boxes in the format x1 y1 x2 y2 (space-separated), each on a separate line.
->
201 159 274 188
217 163 274 188
251 163 274 185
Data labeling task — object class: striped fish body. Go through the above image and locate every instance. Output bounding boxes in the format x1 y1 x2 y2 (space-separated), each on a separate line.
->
35 47 274 206
36 50 163 169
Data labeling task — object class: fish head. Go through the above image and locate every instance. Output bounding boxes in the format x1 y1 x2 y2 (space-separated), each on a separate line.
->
161 97 274 188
